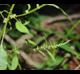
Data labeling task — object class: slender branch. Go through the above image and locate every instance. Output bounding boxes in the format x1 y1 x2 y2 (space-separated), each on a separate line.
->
19 50 40 68
5 34 16 46
74 64 80 70
4 34 32 48
16 4 46 18
46 13 80 24
15 4 73 25
1 4 15 46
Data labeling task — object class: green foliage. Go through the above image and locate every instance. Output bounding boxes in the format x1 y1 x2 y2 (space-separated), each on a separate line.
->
8 55 19 70
36 56 64 69
0 45 8 70
60 44 77 56
63 64 69 70
0 4 80 70
15 20 31 35
26 40 36 46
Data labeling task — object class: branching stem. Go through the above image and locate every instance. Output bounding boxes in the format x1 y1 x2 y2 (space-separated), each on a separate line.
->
1 4 15 46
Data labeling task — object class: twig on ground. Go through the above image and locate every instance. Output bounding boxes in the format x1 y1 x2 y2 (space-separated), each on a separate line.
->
74 64 80 70
4 34 32 48
44 13 80 24
19 50 40 68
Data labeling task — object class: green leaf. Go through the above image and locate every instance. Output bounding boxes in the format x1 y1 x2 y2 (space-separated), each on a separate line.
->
63 64 69 70
60 44 78 56
0 45 8 70
47 56 64 68
46 50 56 62
27 40 36 46
36 56 64 69
15 21 31 35
9 55 19 70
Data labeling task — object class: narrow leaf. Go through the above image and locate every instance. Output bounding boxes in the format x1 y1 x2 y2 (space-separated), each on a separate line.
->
27 40 36 46
60 44 78 56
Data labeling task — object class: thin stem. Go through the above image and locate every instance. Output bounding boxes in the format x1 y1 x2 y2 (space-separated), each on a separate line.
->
16 4 73 25
16 4 46 18
2 10 9 14
0 12 5 18
46 4 73 25
66 20 80 37
1 4 15 46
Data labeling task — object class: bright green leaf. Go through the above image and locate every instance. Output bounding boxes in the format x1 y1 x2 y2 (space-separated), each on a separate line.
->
15 21 31 35
46 50 56 62
9 55 19 70
60 44 78 56
27 40 36 46
47 56 64 68
63 64 69 70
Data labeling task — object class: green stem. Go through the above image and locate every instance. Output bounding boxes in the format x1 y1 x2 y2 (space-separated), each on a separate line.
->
16 4 73 25
1 4 15 46
16 4 46 18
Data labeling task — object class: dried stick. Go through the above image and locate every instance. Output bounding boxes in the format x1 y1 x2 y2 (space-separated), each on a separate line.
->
5 34 32 48
74 64 80 70
44 13 80 24
19 50 39 68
